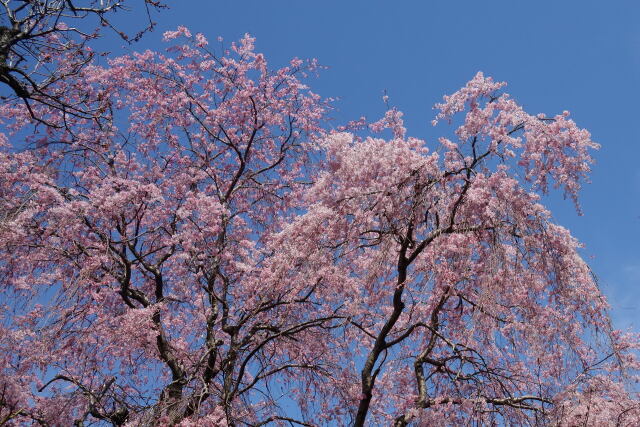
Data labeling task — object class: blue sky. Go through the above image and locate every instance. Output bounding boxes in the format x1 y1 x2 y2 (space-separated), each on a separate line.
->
108 0 640 330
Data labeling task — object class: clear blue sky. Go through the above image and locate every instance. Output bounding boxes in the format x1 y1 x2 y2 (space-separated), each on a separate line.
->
110 0 640 331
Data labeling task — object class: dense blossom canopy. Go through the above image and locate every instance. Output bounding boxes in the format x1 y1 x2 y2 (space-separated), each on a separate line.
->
0 30 638 426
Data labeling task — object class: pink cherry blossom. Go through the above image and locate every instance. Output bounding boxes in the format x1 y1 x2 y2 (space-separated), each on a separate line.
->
0 32 637 426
